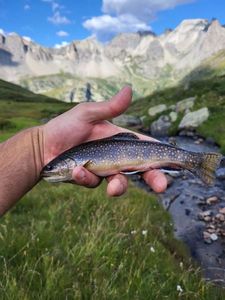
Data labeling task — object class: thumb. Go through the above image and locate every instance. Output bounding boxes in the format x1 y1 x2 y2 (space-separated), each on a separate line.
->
82 86 132 122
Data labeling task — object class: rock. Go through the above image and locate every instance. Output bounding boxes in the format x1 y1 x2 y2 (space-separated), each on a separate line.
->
150 115 171 136
178 129 195 137
197 200 206 206
178 107 209 129
112 114 142 127
194 138 204 145
207 224 216 230
169 105 176 110
176 96 196 113
194 140 201 145
210 233 218 241
203 231 212 244
148 104 167 117
215 213 225 222
216 168 225 180
206 196 219 205
219 207 225 215
198 210 212 221
169 111 178 122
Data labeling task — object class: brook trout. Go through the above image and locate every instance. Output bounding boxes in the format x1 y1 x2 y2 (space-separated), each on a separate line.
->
41 133 222 185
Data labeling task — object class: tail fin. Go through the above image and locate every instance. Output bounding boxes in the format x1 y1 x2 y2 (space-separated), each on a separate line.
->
194 152 222 185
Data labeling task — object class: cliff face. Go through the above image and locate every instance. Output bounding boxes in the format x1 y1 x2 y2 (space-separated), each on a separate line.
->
1 19 225 101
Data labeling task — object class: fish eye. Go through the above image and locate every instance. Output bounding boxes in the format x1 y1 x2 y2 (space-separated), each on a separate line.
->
45 165 53 171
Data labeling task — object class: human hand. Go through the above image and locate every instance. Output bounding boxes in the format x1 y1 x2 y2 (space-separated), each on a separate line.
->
43 86 167 196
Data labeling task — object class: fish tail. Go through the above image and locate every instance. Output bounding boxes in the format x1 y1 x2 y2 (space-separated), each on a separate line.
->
193 152 222 185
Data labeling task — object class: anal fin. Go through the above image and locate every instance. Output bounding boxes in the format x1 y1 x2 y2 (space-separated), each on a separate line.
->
120 170 141 175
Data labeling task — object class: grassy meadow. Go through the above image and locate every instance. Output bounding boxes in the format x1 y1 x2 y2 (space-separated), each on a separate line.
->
0 79 225 299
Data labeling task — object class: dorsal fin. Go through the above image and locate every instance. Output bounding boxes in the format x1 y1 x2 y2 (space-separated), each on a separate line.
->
109 132 140 140
168 138 177 147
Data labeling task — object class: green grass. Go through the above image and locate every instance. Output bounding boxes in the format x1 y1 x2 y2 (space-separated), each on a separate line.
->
0 101 73 142
0 79 74 142
0 79 225 299
1 182 224 299
0 79 59 103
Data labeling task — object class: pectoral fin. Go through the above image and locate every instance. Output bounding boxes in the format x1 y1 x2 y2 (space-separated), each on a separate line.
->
83 160 93 168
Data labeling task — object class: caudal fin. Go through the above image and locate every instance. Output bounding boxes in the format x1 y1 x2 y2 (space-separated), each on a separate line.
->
194 152 222 185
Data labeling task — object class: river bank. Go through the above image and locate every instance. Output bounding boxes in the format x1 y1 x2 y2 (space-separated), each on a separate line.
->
133 133 225 285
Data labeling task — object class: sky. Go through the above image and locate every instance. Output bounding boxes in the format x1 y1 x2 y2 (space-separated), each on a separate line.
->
0 0 225 47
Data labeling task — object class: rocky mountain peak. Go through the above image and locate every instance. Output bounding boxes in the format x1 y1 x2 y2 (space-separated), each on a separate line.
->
0 18 225 101
176 19 209 33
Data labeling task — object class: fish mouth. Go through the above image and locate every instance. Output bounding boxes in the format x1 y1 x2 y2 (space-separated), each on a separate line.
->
41 171 71 183
42 174 71 183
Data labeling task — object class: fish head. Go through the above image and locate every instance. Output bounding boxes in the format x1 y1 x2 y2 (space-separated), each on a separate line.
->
41 156 76 183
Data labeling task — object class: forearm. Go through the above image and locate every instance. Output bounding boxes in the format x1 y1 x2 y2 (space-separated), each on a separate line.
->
0 126 44 215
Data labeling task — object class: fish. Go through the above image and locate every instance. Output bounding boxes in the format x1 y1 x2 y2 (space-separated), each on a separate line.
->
41 132 222 185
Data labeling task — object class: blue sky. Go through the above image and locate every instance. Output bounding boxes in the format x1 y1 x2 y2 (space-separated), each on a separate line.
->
0 0 225 47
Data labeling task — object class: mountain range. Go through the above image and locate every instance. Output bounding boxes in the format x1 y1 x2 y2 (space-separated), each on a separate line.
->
0 18 225 102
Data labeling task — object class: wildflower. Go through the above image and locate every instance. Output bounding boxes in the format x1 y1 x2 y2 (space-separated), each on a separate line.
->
150 246 155 253
177 285 183 293
142 230 148 236
131 230 137 235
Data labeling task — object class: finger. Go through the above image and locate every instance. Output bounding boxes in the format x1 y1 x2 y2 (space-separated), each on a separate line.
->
72 166 102 188
80 86 132 122
142 170 167 193
106 174 128 197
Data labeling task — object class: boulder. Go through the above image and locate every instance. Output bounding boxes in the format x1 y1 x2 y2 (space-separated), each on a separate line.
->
169 111 178 122
150 115 171 136
178 107 209 129
176 96 196 113
112 114 142 127
148 104 167 117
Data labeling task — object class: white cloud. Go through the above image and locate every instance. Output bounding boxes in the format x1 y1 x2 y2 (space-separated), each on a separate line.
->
0 28 6 36
83 0 195 41
24 4 31 11
56 30 69 37
48 11 71 25
103 0 194 22
52 2 60 11
54 41 69 48
83 14 151 41
43 0 71 25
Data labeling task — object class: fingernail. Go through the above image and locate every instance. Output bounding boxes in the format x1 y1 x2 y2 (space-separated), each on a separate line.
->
78 169 85 181
116 179 125 196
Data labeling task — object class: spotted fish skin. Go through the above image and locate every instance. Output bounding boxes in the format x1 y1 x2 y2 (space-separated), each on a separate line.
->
41 133 222 185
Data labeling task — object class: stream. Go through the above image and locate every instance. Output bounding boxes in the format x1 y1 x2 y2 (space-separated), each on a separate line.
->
134 134 225 285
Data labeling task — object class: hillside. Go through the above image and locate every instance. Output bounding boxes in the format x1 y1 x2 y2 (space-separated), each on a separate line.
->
128 74 225 152
0 78 59 102
0 79 73 142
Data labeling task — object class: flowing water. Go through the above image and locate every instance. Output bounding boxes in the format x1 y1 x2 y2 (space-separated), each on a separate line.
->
134 135 225 285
